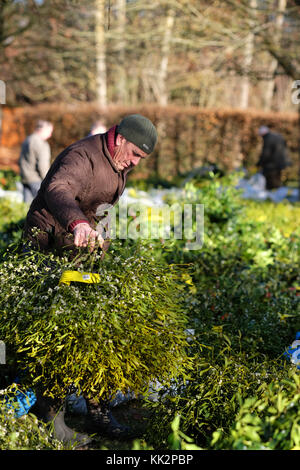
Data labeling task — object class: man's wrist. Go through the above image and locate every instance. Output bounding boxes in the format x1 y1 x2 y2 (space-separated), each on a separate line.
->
68 219 90 233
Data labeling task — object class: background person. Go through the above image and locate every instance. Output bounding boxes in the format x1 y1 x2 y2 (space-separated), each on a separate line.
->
19 120 53 203
256 126 291 190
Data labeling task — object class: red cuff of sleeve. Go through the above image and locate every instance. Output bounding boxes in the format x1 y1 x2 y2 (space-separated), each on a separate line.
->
68 219 89 233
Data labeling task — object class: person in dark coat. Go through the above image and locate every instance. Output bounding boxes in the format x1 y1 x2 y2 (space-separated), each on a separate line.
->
23 114 157 257
256 126 291 190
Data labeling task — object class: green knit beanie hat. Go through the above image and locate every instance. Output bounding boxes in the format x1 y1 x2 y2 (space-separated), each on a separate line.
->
117 114 157 154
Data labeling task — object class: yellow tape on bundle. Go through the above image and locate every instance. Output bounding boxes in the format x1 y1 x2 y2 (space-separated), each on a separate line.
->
59 270 100 286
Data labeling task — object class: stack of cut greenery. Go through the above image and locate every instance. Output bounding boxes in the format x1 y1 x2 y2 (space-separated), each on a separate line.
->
0 173 299 450
0 245 191 401
142 175 300 450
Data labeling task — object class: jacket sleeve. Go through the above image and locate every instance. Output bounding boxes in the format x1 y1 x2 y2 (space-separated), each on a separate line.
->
43 149 92 231
36 140 51 180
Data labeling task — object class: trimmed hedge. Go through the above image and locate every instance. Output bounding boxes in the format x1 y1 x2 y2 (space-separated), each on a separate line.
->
1 103 298 180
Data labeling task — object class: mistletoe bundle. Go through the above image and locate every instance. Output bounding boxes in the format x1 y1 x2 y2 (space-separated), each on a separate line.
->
0 243 191 401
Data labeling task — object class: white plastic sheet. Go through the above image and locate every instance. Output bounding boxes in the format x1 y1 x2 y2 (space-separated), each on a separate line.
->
236 173 299 203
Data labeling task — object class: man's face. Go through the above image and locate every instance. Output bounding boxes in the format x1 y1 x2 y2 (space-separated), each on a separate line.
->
113 134 148 171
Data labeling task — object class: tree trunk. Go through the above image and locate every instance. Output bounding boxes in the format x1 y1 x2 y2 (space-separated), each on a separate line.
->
239 0 257 109
157 8 175 106
151 8 176 177
115 0 126 103
95 0 107 107
262 0 287 110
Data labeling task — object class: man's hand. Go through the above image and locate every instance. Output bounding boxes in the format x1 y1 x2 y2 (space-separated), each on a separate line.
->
73 223 104 252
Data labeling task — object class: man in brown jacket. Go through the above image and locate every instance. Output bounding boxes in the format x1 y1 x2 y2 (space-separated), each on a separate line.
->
24 114 157 445
24 114 157 257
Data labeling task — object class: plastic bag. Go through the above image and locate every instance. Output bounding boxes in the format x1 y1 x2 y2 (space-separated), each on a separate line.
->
283 332 300 370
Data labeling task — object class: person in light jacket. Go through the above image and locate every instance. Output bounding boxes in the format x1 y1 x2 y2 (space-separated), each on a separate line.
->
19 120 53 203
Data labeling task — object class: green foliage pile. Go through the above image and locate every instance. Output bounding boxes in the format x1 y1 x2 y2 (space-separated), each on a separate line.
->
0 385 66 450
211 372 300 450
0 173 299 450
140 175 300 449
0 244 191 402
0 169 21 191
0 197 27 252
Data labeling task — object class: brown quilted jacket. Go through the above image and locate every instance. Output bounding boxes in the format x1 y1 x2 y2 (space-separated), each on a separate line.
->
24 132 132 254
